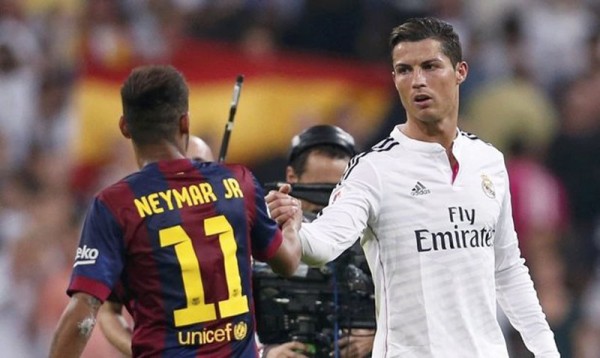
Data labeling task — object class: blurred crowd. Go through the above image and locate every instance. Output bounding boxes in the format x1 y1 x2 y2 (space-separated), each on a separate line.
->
0 0 600 357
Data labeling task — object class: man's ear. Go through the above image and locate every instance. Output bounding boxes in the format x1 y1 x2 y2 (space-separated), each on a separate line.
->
180 113 190 135
286 166 299 183
392 70 401 91
456 61 469 84
119 116 131 139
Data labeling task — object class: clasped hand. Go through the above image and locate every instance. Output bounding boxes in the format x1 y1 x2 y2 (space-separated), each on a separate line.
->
266 184 303 231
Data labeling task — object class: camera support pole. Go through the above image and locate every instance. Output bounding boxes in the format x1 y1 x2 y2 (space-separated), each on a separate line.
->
218 74 244 163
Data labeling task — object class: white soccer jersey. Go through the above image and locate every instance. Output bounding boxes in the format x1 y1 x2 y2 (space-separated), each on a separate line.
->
299 127 559 358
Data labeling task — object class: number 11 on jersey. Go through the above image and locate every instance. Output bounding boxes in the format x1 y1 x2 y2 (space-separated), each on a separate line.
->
159 215 249 327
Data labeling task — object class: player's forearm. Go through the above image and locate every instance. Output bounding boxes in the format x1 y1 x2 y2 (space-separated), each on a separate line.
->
299 190 370 267
101 323 132 356
49 293 101 358
268 224 302 277
299 221 357 267
98 302 133 356
495 264 559 356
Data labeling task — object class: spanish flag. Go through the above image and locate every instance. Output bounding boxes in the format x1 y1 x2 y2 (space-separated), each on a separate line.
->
75 39 393 166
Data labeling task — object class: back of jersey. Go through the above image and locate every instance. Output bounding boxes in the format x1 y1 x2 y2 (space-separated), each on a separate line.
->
70 158 282 357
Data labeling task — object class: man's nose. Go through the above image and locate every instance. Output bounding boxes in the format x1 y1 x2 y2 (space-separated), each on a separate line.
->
411 68 426 87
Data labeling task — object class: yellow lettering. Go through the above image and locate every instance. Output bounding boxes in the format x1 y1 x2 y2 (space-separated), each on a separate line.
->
214 328 225 342
177 323 241 346
223 178 244 199
189 185 204 205
173 187 191 208
134 197 153 218
148 193 163 214
205 329 214 343
223 179 233 199
133 183 229 218
158 190 174 210
225 323 232 341
191 331 202 344
200 183 217 203
178 331 190 345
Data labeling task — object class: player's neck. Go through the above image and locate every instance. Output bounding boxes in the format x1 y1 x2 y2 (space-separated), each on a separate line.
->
400 119 457 151
134 142 187 168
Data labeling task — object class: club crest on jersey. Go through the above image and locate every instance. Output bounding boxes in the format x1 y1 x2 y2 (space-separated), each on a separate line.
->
481 174 495 199
233 321 248 340
74 245 99 267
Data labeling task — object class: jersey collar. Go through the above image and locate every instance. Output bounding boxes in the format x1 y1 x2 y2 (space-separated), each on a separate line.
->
142 158 196 173
391 125 462 154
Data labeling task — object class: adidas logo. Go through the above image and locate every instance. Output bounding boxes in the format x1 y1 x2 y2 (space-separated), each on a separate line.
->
411 181 431 196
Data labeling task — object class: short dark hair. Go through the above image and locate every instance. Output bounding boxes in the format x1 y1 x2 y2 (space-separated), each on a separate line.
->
120 65 189 145
389 17 462 66
290 144 353 178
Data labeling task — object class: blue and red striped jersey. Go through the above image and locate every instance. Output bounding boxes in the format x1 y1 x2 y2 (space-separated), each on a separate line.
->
68 158 282 357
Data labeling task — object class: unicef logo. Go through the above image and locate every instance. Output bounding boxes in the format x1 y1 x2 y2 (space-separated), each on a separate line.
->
233 321 247 340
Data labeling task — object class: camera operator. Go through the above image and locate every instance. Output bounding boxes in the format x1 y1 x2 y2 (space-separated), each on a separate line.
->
257 125 375 358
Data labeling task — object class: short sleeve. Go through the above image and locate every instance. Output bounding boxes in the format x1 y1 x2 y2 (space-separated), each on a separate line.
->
67 197 126 301
230 165 282 262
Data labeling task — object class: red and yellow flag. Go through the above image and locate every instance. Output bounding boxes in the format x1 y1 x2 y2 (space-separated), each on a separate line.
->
75 39 393 165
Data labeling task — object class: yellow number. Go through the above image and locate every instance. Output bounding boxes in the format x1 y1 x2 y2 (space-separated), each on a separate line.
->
204 216 249 319
159 215 248 327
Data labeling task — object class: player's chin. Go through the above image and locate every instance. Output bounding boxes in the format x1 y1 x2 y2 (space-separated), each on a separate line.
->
412 106 435 118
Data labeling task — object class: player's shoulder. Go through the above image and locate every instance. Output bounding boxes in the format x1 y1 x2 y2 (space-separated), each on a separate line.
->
339 137 398 181
353 136 400 163
220 162 256 180
458 130 505 160
221 162 251 173
219 162 264 192
96 176 134 204
368 136 401 155
190 161 253 178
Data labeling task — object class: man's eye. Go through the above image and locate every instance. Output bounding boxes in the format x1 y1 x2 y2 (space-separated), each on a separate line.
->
424 62 441 71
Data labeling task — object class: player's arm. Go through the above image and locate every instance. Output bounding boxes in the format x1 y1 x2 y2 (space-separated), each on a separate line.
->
97 301 132 357
265 184 303 277
288 160 379 267
494 169 559 356
49 292 102 358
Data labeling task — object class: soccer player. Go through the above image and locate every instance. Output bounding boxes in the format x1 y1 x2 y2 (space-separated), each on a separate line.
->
49 65 301 358
258 125 375 358
96 134 216 357
267 17 560 357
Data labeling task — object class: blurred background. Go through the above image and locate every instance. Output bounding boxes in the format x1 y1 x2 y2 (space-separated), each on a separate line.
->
0 0 599 357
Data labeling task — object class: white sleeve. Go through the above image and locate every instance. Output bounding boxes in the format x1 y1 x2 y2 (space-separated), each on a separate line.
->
494 168 560 357
299 156 380 266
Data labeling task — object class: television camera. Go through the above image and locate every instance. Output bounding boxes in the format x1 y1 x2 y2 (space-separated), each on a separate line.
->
253 246 376 358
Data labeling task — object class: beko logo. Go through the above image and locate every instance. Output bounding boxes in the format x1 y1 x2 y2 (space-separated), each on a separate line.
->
73 245 99 267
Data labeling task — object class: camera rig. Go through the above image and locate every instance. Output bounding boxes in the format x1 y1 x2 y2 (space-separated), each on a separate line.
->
253 246 376 358
263 182 336 207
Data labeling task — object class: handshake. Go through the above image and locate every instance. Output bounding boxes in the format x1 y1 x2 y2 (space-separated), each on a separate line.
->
266 183 304 230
